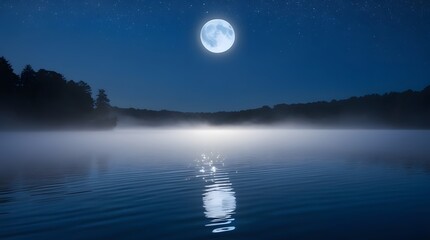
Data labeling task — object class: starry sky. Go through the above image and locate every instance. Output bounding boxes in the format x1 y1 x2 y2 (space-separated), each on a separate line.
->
1 0 429 111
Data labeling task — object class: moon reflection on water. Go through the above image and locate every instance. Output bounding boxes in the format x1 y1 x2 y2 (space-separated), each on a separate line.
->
195 153 236 233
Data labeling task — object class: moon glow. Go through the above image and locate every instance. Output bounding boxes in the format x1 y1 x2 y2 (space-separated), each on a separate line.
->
200 19 235 53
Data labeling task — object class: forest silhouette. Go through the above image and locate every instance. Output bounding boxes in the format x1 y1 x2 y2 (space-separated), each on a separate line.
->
1 56 430 128
115 87 430 128
0 56 115 128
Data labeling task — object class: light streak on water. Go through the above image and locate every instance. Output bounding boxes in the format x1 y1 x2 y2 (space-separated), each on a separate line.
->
195 152 236 233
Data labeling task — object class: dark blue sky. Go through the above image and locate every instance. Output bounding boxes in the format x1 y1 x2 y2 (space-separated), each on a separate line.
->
1 0 429 111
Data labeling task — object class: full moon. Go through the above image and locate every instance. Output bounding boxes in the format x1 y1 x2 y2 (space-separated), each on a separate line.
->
200 19 235 53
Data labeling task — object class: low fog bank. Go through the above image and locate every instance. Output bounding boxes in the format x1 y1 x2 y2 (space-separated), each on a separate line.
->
1 129 430 175
1 128 429 158
113 111 412 129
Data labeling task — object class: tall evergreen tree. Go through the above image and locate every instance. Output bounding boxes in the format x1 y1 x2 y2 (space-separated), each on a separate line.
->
20 64 36 88
0 57 19 111
95 89 111 114
0 56 19 109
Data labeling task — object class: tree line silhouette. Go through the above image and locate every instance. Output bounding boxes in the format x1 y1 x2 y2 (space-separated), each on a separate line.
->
115 86 430 128
1 55 430 128
0 56 116 128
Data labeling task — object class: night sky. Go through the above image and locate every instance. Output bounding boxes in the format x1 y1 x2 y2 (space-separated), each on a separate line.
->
1 0 429 112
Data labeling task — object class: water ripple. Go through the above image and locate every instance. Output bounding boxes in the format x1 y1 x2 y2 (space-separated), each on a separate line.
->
196 153 236 234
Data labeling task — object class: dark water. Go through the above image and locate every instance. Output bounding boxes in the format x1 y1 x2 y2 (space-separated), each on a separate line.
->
1 129 430 240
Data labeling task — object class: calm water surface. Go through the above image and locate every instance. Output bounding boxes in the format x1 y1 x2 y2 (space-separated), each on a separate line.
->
1 129 430 239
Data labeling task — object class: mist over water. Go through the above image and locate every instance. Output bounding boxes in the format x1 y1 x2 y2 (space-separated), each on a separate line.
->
1 128 430 239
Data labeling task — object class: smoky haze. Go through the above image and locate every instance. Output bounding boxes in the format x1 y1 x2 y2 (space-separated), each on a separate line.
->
1 129 430 172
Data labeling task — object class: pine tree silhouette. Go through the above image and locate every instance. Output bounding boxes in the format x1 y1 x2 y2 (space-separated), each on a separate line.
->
95 89 111 114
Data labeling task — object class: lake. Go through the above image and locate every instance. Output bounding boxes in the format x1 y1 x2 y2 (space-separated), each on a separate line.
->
1 129 430 239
